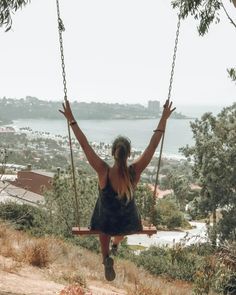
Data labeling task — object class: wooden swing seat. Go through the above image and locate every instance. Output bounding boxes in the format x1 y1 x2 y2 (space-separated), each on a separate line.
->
72 226 157 236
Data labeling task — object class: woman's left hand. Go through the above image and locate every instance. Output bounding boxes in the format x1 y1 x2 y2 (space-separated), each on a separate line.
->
59 100 75 122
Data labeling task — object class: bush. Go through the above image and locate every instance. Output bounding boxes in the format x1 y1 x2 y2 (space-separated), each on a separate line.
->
155 198 186 229
0 202 45 232
21 238 51 267
132 243 215 283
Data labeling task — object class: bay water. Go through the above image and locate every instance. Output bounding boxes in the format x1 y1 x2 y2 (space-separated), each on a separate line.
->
13 118 193 158
12 104 225 157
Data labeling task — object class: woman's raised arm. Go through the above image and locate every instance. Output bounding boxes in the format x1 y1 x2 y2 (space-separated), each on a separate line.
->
132 99 175 177
59 100 107 175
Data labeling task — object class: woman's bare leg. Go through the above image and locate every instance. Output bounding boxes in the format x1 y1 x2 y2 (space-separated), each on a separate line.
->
99 233 116 281
99 233 111 261
112 235 124 246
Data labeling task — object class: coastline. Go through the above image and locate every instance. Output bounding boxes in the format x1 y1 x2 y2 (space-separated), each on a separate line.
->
7 121 190 162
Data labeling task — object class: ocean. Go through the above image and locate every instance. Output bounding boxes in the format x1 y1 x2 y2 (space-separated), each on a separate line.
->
12 104 225 158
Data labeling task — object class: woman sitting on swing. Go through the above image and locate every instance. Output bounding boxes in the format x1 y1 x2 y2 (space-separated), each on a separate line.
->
60 99 175 281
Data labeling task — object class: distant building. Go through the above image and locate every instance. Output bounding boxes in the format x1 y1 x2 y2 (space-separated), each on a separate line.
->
0 181 44 205
10 165 54 195
148 100 160 116
0 126 15 133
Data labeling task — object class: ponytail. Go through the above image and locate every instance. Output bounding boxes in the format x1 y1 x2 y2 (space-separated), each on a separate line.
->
112 136 133 202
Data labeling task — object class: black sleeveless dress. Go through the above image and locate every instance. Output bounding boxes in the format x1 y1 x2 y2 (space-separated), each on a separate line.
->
90 166 143 236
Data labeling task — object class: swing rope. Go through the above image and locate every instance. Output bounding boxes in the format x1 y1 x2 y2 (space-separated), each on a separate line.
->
56 0 80 226
152 6 182 201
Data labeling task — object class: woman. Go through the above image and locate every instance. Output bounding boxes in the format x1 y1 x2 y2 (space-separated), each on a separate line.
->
60 99 175 281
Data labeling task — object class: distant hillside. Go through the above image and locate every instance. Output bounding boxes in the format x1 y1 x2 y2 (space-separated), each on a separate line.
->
0 96 189 120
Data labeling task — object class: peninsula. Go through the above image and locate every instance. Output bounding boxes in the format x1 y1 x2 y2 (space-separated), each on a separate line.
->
0 96 190 120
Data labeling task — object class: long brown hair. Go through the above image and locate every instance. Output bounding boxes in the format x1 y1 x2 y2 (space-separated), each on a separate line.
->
111 136 133 202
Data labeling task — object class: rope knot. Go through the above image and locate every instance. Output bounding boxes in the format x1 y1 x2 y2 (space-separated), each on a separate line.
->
58 18 65 32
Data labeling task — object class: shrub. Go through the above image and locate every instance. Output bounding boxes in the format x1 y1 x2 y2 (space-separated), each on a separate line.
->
155 198 185 229
0 202 45 231
21 238 51 267
132 243 216 283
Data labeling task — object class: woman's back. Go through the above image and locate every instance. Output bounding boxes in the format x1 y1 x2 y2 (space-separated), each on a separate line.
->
100 165 137 191
90 165 142 236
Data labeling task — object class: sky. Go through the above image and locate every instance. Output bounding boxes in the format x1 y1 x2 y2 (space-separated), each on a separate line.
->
0 0 236 109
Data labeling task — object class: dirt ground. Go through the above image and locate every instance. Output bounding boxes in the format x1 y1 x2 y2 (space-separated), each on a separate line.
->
0 256 127 295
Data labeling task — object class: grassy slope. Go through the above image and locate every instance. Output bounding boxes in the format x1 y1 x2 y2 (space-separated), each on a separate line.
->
0 222 192 295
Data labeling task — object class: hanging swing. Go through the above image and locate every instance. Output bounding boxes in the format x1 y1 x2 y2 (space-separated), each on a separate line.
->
55 0 182 237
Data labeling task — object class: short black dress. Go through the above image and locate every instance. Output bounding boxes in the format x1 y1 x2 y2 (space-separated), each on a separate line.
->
90 166 143 236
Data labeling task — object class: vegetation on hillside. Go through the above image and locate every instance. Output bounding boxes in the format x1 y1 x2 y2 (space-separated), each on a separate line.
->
0 96 188 120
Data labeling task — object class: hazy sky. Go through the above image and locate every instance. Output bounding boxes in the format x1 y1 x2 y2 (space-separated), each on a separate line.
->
0 0 236 108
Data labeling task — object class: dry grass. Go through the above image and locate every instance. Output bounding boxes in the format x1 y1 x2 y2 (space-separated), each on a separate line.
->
0 256 22 274
0 222 193 295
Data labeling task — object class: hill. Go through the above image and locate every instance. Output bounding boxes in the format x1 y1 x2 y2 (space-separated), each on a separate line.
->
0 96 189 121
0 222 192 295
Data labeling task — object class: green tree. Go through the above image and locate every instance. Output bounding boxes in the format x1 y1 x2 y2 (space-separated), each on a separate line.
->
172 0 236 80
172 0 236 36
135 183 155 223
0 0 30 31
44 173 98 237
168 173 190 211
155 198 185 230
181 104 236 243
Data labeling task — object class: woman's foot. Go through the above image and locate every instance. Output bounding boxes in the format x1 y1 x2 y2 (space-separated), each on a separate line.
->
103 256 116 281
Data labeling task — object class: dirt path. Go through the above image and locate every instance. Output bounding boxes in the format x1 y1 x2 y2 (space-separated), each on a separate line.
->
0 256 127 295
0 266 64 295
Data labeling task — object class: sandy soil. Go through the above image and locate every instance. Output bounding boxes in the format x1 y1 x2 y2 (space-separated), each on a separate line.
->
0 256 127 295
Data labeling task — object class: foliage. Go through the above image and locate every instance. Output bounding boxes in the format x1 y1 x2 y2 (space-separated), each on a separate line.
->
227 67 236 83
172 0 236 84
43 173 98 236
193 242 236 294
180 104 236 243
160 159 194 189
131 241 236 294
0 132 70 171
155 198 186 229
172 0 231 36
0 96 186 120
166 173 190 211
0 202 45 232
186 196 208 220
218 207 236 241
0 0 30 31
133 243 213 282
135 183 155 222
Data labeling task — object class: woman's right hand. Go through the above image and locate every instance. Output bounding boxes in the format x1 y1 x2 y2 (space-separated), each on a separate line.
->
161 99 176 120
59 100 75 123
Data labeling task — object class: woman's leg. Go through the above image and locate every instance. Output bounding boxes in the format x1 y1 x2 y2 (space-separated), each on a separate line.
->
112 235 124 246
99 233 111 261
110 235 124 256
99 233 116 281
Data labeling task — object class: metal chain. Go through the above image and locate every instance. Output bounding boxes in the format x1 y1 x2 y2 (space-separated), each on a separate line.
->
56 0 80 226
56 0 67 100
167 11 182 101
152 7 182 202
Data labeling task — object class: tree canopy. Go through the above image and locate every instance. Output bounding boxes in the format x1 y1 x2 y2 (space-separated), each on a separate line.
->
172 0 236 35
0 0 30 31
181 103 236 241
